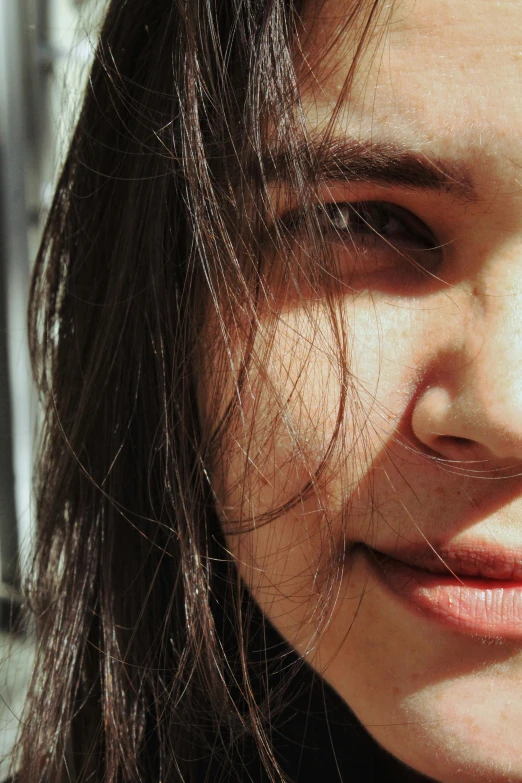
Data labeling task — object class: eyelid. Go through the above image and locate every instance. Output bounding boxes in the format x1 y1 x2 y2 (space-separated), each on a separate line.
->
265 178 459 261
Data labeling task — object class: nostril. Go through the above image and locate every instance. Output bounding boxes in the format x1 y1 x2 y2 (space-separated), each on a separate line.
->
436 435 475 449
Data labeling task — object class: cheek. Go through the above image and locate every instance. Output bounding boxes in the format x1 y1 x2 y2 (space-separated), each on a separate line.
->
219 299 420 517
209 298 424 628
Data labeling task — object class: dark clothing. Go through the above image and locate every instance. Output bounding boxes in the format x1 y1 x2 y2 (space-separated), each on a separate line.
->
230 666 434 782
205 612 437 783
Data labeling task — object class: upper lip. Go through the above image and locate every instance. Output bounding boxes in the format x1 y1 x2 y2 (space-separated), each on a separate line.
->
368 542 522 581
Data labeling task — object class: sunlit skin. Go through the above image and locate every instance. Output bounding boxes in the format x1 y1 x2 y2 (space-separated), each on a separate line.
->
203 1 522 780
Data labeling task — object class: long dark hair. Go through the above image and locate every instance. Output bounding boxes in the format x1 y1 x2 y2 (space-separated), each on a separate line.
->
17 1 387 780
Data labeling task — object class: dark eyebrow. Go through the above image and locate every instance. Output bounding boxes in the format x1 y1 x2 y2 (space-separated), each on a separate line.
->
261 136 476 200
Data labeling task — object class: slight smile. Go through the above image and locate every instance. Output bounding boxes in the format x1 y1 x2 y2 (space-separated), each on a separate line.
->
363 543 522 639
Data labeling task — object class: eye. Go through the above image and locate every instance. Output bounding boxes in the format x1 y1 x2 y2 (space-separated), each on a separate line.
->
318 201 436 249
283 200 442 291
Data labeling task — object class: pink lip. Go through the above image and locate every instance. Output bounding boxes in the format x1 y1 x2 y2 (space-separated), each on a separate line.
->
366 544 522 638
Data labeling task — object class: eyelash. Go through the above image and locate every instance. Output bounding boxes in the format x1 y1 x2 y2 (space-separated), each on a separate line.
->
281 200 442 288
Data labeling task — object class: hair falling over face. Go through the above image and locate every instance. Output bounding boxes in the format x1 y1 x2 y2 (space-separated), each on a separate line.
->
17 2 391 780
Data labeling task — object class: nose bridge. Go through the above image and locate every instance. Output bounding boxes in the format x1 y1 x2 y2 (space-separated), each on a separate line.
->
476 284 522 405
469 269 522 368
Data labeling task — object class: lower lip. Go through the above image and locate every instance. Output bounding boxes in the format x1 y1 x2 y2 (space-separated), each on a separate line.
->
369 551 522 638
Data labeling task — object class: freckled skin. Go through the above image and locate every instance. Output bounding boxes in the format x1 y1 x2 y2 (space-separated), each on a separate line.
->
203 1 522 781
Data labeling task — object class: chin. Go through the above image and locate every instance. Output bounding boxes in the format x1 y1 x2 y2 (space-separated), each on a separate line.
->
373 676 522 783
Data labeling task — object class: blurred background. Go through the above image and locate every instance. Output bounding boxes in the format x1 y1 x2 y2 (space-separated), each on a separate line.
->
0 0 106 774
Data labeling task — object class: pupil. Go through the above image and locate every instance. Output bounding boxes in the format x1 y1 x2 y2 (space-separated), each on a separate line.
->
354 203 390 234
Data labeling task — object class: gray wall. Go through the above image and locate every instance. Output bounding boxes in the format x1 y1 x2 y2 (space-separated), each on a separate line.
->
0 0 106 593
0 1 106 775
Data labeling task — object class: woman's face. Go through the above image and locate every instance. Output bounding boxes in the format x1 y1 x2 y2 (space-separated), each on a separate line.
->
205 0 522 780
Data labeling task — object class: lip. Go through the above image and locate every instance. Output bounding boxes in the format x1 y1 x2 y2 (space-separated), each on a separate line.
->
364 544 522 638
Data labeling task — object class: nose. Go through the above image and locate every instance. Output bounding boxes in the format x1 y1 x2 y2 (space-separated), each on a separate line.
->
411 290 522 464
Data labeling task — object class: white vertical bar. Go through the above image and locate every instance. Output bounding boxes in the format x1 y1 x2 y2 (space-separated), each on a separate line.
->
0 0 35 588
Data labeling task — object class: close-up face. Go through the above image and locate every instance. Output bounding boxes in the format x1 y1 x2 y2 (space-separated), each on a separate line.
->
203 0 522 781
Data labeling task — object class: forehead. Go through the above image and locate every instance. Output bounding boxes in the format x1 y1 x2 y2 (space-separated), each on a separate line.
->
301 0 522 159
